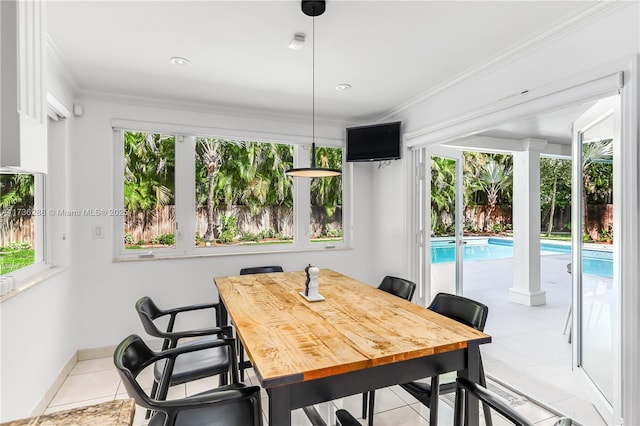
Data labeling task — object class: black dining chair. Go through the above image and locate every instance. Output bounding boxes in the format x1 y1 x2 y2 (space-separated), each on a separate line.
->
454 377 572 426
236 265 284 380
135 297 234 415
114 334 263 426
398 293 492 426
362 276 417 425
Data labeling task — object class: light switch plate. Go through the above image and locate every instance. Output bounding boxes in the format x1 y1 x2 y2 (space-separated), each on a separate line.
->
92 224 104 239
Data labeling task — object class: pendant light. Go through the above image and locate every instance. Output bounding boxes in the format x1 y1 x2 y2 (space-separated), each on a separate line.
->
286 0 341 178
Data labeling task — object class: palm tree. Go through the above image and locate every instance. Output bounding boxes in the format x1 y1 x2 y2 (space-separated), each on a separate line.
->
123 132 174 238
430 157 456 235
540 158 571 236
478 159 512 232
310 147 342 217
582 139 613 238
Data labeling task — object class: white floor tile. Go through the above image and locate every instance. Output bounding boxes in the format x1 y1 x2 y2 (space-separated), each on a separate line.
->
42 396 114 415
49 370 120 407
369 405 429 426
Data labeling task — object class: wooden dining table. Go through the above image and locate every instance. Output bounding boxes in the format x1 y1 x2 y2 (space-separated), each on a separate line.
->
214 269 491 426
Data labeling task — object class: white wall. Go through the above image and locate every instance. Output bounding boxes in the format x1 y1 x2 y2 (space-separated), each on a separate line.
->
67 97 376 349
0 60 78 421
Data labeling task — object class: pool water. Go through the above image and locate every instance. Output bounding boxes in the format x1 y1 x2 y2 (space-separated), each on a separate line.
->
431 238 613 278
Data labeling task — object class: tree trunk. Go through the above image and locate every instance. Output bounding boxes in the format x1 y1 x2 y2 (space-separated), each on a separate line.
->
483 205 493 232
546 173 557 236
204 171 216 241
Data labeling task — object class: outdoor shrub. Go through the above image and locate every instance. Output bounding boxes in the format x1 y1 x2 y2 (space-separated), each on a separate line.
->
490 223 506 233
239 232 259 242
258 228 278 240
6 241 31 251
464 218 480 233
137 239 145 245
218 214 238 244
124 233 135 245
323 225 343 238
151 233 175 245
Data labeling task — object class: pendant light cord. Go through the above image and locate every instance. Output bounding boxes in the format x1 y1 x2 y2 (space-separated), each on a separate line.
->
311 15 316 167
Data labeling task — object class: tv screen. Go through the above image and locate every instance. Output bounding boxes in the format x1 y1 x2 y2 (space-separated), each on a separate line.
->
346 121 401 162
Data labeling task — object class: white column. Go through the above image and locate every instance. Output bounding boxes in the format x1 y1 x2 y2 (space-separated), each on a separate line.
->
509 139 547 306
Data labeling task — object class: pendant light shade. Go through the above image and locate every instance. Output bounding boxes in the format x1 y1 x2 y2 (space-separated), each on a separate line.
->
286 0 341 178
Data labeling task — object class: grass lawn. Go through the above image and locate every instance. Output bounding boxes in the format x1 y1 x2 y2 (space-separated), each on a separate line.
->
0 249 35 275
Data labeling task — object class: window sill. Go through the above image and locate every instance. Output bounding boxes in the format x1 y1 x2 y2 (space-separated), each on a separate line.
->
113 244 352 262
0 265 68 303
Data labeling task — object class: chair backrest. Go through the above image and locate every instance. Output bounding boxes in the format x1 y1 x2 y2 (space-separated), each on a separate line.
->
135 296 165 338
240 266 284 275
378 276 417 301
428 293 488 331
114 334 157 407
115 334 264 426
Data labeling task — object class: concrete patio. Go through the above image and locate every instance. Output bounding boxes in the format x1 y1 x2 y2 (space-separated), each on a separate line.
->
462 252 608 425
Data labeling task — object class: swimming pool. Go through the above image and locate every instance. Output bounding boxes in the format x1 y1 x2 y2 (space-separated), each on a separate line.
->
431 238 613 278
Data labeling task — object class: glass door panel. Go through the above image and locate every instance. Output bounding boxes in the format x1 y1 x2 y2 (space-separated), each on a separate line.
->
428 146 463 300
572 95 620 423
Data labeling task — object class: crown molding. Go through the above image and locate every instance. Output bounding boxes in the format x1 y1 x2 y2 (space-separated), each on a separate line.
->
76 89 359 128
46 35 81 94
376 1 631 122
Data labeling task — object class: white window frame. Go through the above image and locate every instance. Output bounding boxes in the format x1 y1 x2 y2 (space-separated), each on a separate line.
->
112 120 350 260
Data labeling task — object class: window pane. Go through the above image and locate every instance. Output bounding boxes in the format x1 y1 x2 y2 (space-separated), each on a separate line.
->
0 174 35 274
310 147 343 243
195 138 294 247
123 132 175 250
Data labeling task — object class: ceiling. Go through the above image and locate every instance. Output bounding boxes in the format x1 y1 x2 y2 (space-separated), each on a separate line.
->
48 0 593 128
47 0 592 122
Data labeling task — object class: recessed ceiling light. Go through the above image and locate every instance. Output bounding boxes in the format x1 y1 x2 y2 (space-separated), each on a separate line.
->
170 56 190 66
336 83 352 92
289 33 305 50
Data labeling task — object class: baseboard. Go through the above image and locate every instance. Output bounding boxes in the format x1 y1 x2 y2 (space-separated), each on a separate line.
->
30 351 77 416
77 345 117 361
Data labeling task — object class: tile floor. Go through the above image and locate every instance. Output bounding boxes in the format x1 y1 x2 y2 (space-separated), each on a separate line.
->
44 356 566 426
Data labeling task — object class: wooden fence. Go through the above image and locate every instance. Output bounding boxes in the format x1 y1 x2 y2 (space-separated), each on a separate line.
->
124 205 342 243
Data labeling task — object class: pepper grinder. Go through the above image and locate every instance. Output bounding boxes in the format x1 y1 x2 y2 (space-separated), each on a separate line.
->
300 265 325 302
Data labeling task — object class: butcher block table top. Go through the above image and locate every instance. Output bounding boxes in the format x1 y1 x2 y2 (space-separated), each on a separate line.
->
1 399 135 426
214 268 491 388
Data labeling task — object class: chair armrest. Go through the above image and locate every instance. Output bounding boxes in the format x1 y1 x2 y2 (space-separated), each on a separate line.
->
158 384 260 409
455 378 533 426
554 418 572 426
155 337 240 401
161 325 233 343
164 302 220 316
158 336 237 360
336 409 362 426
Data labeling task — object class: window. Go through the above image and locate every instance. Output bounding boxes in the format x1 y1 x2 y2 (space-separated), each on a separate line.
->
0 172 45 275
123 132 176 251
310 146 343 243
116 125 348 259
195 138 294 247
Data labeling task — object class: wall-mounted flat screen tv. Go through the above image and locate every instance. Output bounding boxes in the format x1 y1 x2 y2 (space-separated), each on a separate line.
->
346 121 401 162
